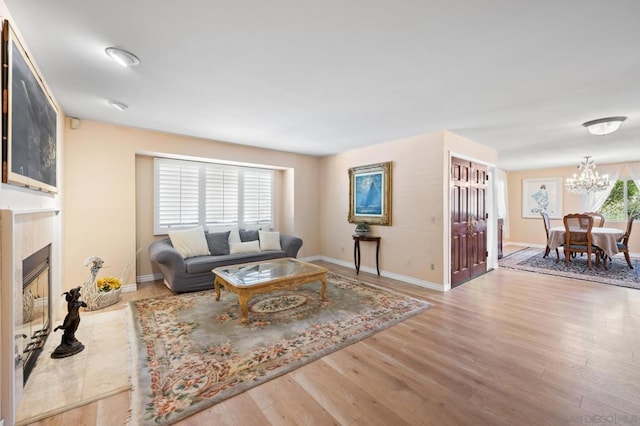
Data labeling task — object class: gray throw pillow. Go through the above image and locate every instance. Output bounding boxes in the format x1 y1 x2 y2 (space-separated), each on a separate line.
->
239 229 260 242
206 231 231 255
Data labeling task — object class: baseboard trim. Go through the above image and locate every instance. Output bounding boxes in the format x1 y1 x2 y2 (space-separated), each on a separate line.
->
137 273 163 283
319 256 443 292
300 255 322 262
122 283 137 293
507 241 544 248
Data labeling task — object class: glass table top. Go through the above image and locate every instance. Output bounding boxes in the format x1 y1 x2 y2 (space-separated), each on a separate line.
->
214 258 324 287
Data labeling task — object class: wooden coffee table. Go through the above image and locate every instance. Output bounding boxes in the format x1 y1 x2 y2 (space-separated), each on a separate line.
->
213 258 328 324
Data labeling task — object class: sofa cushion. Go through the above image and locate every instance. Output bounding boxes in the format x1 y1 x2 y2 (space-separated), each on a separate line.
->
185 256 223 274
206 231 231 255
240 229 260 242
184 251 287 274
168 226 210 258
259 230 281 251
230 240 260 254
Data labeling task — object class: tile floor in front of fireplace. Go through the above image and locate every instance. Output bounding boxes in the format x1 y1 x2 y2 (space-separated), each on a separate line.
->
16 305 130 425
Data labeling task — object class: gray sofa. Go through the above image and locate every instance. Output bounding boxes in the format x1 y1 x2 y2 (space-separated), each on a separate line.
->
149 230 303 293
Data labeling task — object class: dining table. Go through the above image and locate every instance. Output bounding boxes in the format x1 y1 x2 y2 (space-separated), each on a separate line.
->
547 226 624 259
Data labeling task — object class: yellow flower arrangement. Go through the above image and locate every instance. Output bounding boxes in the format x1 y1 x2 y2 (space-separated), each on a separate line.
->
96 276 122 292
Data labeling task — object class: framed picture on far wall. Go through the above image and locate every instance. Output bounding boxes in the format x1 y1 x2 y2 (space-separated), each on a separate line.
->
522 177 563 219
348 162 392 225
2 20 58 193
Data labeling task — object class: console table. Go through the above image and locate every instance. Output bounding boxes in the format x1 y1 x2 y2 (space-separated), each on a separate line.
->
352 235 381 276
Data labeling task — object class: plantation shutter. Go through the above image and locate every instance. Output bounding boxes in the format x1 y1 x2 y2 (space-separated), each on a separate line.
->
154 158 274 234
155 159 200 231
205 166 239 226
243 169 273 225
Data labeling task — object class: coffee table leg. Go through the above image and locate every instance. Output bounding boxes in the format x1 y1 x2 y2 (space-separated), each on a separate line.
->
238 293 250 324
214 277 221 301
320 275 327 301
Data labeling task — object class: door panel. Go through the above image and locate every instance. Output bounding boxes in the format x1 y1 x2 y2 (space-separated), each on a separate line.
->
451 157 487 287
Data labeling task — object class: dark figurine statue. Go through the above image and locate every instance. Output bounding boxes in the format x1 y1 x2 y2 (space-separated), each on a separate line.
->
51 286 87 358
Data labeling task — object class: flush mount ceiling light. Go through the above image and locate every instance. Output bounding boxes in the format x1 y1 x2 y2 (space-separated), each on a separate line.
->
582 116 627 136
108 100 128 111
105 47 140 67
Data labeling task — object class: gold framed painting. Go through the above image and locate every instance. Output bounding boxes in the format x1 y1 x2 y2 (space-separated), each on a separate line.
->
348 162 392 225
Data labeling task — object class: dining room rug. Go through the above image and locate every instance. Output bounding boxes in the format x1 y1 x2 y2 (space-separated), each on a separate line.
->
499 247 640 290
127 271 431 425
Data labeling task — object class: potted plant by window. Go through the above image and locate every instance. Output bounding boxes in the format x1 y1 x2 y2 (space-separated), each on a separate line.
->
355 221 371 236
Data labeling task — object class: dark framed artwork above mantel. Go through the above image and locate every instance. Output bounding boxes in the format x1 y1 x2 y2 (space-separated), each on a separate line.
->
1 20 58 193
348 161 392 225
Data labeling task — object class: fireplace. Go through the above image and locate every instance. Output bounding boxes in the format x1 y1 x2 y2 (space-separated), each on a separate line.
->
18 244 51 384
1 208 60 426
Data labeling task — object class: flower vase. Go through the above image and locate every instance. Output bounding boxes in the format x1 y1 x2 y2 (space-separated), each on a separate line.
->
82 283 121 311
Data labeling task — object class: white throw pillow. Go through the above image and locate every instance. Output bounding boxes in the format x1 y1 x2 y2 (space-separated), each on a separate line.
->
228 228 241 244
168 226 210 258
259 231 281 251
229 240 260 254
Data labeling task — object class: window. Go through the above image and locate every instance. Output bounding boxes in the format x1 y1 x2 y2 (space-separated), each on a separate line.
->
598 179 639 221
154 158 274 234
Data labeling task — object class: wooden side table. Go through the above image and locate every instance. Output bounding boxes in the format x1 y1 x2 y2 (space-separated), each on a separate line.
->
352 234 381 276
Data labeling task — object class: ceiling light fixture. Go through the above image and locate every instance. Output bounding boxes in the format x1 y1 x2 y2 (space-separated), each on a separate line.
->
108 100 129 111
105 47 140 67
565 156 610 193
582 116 627 136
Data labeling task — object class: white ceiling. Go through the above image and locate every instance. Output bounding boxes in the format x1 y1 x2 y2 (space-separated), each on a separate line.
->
5 0 640 170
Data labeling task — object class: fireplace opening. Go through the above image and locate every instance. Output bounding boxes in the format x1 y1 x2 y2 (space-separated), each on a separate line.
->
20 244 51 384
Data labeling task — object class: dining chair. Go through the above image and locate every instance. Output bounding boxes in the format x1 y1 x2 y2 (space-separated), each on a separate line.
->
563 213 601 269
540 212 559 260
583 212 605 227
615 213 639 269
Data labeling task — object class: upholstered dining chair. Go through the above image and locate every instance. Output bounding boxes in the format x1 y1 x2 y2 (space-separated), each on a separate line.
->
583 212 606 227
616 213 639 269
540 212 559 260
563 213 601 269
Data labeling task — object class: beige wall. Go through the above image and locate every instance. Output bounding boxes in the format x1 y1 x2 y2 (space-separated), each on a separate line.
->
63 119 136 289
64 120 321 289
79 123 499 291
319 130 498 289
506 163 640 253
135 155 157 278
65 120 501 292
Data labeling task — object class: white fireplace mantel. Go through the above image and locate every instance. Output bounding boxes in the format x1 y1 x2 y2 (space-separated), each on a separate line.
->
1 208 61 426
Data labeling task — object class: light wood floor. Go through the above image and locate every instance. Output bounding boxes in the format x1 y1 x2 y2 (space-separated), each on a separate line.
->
30 256 640 425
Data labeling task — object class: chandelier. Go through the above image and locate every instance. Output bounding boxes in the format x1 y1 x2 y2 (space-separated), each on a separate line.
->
565 156 610 193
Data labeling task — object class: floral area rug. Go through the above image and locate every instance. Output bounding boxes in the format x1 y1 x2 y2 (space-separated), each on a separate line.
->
499 247 640 290
127 272 431 425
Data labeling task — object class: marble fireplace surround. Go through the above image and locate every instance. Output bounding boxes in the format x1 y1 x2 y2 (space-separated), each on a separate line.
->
1 209 62 426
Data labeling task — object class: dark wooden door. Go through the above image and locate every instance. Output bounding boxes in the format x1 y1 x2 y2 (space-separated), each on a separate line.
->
451 157 488 287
